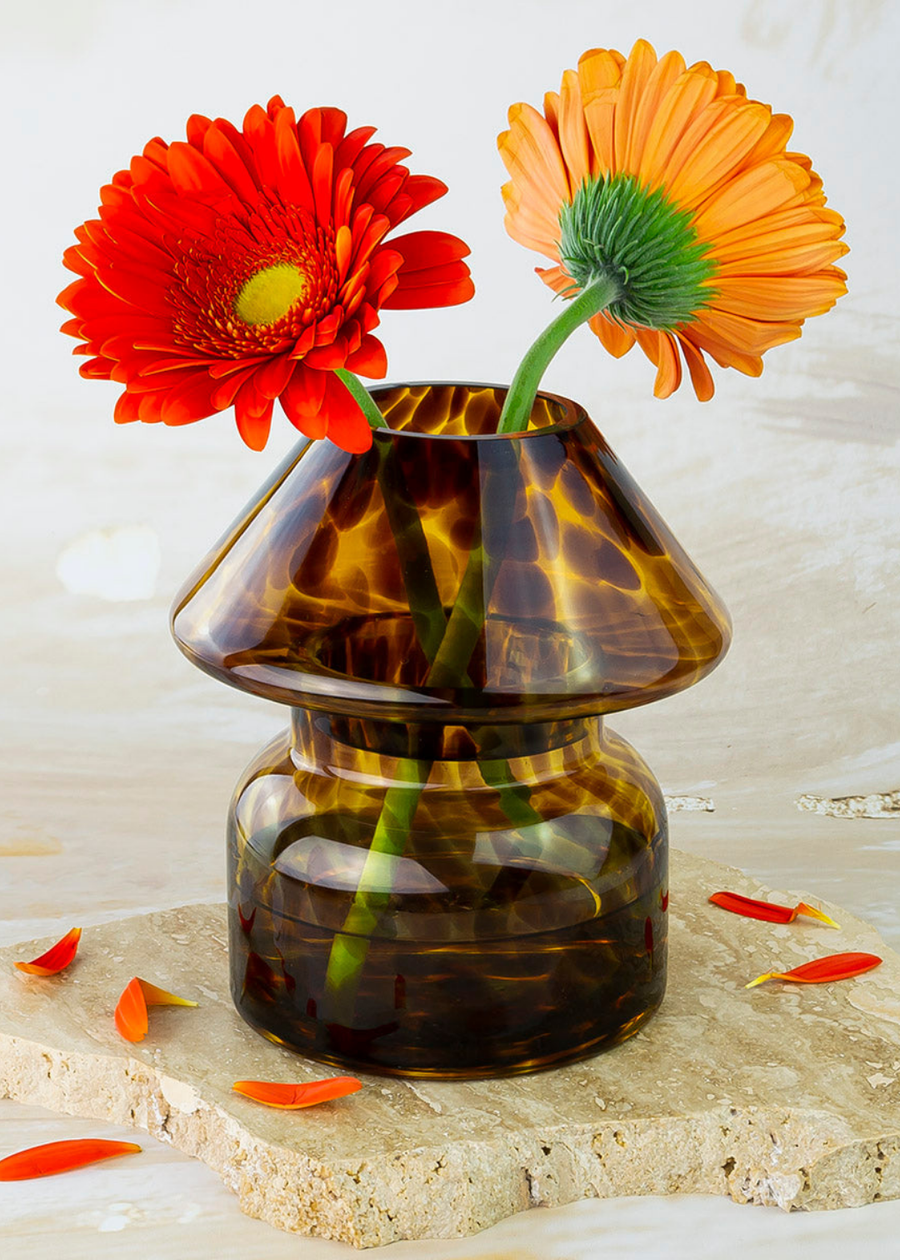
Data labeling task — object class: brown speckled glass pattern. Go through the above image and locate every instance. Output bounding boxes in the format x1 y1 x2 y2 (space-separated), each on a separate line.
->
172 384 731 1077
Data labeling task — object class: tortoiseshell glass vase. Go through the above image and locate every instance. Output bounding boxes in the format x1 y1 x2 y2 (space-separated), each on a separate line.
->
172 383 731 1078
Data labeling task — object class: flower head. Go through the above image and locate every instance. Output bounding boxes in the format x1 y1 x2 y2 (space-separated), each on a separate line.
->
498 40 848 399
59 97 474 451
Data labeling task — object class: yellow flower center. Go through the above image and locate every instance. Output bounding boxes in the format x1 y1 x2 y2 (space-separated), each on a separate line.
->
235 264 310 326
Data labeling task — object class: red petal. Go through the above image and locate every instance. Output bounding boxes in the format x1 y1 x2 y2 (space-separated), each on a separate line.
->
382 271 475 310
709 891 795 924
14 928 82 976
0 1139 141 1181
210 365 258 411
275 106 315 210
242 104 282 190
321 371 373 453
185 113 213 147
251 355 294 400
353 145 411 205
389 229 471 271
303 336 350 371
401 173 448 214
312 142 335 227
166 141 234 203
114 391 142 424
235 383 275 450
334 125 377 172
232 1076 361 1109
202 125 259 204
366 171 406 217
280 367 328 437
344 334 387 378
316 107 349 149
746 951 882 988
710 891 839 928
159 373 218 426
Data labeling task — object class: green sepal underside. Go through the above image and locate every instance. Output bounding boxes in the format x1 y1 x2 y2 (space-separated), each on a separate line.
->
558 174 718 330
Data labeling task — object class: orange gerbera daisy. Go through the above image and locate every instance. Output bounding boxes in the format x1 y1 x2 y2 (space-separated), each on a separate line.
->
59 97 474 452
498 39 848 400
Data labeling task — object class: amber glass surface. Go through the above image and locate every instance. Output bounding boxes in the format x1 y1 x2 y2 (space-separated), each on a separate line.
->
172 384 731 722
230 711 667 1077
172 383 730 1076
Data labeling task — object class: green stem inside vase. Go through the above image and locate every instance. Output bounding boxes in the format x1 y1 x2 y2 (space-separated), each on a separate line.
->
323 281 621 1010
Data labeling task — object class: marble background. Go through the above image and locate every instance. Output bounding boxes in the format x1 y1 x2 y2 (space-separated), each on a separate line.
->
1 0 898 1255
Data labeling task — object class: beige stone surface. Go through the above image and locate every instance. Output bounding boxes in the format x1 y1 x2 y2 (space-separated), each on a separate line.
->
1 851 899 1248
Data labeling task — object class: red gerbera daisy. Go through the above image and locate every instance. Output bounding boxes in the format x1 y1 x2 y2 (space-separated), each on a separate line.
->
58 97 474 452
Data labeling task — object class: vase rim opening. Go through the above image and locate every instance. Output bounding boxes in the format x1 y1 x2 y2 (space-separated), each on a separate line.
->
367 381 589 441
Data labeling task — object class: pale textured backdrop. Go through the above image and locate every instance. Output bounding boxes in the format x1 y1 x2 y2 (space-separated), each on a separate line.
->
1 0 898 1255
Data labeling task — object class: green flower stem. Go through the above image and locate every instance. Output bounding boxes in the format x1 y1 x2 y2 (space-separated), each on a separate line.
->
375 441 471 684
496 274 621 433
322 445 523 1014
323 755 429 1014
335 368 389 429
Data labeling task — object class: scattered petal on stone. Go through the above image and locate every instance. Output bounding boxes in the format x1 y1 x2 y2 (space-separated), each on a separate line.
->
115 976 198 1042
232 1077 362 1109
0 1138 141 1180
14 928 82 976
710 891 839 928
746 951 882 989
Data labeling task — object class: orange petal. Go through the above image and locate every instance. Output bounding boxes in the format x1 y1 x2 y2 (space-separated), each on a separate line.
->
588 311 636 358
115 977 149 1042
746 951 881 988
0 1139 141 1181
794 902 841 930
677 335 716 401
578 47 626 176
637 65 720 190
613 39 660 176
498 102 572 220
558 69 593 189
115 976 197 1042
15 928 82 976
625 49 687 175
232 1077 362 1109
137 979 198 1007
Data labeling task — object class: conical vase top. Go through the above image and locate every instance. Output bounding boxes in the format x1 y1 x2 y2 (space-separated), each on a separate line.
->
171 383 731 723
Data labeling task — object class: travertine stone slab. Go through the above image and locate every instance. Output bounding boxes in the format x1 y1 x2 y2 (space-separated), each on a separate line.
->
1 850 899 1248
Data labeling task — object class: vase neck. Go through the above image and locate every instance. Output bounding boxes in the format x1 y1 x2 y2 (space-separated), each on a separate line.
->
290 709 601 766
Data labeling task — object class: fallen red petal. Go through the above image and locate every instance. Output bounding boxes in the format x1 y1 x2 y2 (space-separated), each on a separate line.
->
232 1076 362 1109
0 1138 141 1180
14 928 82 976
746 951 882 988
710 891 839 928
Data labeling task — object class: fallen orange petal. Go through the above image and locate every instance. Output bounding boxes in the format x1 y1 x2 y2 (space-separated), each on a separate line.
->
137 979 198 1008
232 1077 362 1109
745 951 882 988
0 1138 141 1180
115 977 148 1042
794 901 840 929
14 928 82 976
710 891 839 928
114 976 197 1042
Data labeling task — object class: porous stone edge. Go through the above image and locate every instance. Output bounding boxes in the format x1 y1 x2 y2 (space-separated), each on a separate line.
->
2 1032 898 1246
